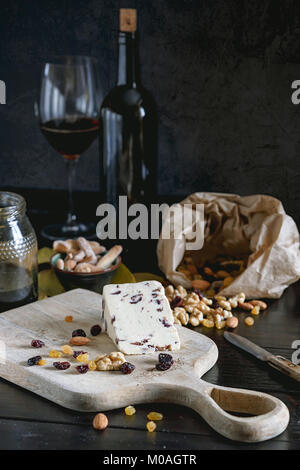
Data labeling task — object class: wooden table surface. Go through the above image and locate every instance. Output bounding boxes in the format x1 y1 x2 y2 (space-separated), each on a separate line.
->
0 190 299 450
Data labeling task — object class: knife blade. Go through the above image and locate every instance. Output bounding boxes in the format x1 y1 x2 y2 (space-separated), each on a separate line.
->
224 331 300 382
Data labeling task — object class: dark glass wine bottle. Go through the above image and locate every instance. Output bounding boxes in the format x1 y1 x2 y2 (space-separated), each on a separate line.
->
100 9 157 208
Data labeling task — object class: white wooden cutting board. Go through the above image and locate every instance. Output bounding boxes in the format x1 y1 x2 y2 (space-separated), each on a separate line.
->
0 288 289 443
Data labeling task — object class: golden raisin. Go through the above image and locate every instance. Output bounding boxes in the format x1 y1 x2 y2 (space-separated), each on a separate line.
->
245 316 254 326
88 360 97 371
76 353 89 363
61 345 73 355
49 350 62 358
215 320 226 330
125 406 136 416
37 359 46 366
147 412 163 421
146 421 156 432
65 315 73 322
251 306 260 316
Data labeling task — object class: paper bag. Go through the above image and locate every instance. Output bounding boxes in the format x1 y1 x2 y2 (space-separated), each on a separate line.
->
157 192 300 298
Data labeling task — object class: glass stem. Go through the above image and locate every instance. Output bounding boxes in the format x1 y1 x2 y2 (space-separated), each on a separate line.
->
65 157 78 227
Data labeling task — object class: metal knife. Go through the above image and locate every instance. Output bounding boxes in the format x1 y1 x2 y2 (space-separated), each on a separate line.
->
224 331 300 382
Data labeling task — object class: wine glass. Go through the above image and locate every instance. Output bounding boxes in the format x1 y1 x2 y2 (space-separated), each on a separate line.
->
36 56 101 240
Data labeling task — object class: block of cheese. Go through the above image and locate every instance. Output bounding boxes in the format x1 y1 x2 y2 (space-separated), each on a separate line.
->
102 281 181 355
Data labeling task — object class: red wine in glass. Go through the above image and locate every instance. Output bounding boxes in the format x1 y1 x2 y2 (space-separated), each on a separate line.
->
41 117 99 160
36 56 101 240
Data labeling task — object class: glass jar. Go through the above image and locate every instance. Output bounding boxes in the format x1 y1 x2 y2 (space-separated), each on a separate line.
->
0 192 38 312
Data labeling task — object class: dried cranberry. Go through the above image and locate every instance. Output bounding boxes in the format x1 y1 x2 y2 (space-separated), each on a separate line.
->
130 294 143 304
27 356 42 366
161 318 172 327
53 361 71 370
72 329 86 338
120 362 136 375
171 296 183 308
90 324 102 336
212 298 220 309
73 350 87 359
31 340 45 348
76 364 89 374
158 353 174 366
156 362 172 371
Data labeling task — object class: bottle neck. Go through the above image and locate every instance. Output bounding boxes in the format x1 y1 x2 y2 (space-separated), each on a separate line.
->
117 32 139 88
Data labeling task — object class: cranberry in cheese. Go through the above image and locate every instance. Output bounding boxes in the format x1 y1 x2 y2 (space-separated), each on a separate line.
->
102 281 181 355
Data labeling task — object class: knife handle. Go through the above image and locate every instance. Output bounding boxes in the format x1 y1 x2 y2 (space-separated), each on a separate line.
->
268 355 300 382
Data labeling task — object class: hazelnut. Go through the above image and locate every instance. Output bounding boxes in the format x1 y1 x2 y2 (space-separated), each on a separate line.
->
93 413 108 431
226 316 238 329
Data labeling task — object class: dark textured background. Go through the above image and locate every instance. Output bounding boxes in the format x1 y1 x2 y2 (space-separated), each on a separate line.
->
1 0 300 225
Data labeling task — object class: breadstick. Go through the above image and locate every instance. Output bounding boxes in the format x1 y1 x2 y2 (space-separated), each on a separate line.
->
53 239 79 253
77 237 97 264
53 240 71 254
73 250 86 262
96 245 123 270
89 241 106 255
65 259 77 271
74 262 93 273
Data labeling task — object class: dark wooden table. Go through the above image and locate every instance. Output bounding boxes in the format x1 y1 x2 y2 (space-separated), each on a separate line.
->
0 189 300 450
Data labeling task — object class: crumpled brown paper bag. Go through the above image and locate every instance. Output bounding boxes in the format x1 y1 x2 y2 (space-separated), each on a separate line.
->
157 192 300 298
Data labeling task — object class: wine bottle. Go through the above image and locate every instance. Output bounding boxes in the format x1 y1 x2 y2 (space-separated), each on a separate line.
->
100 9 157 208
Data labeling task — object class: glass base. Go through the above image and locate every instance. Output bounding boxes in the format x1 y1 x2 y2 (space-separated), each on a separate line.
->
40 222 96 241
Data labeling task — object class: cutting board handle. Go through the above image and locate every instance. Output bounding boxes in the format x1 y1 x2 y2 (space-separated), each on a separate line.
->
192 381 289 442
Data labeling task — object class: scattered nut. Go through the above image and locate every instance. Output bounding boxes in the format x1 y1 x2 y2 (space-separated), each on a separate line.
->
238 301 253 311
166 278 267 331
192 280 211 290
95 352 126 371
202 319 214 328
93 413 108 431
249 300 267 310
226 316 238 328
69 336 91 346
